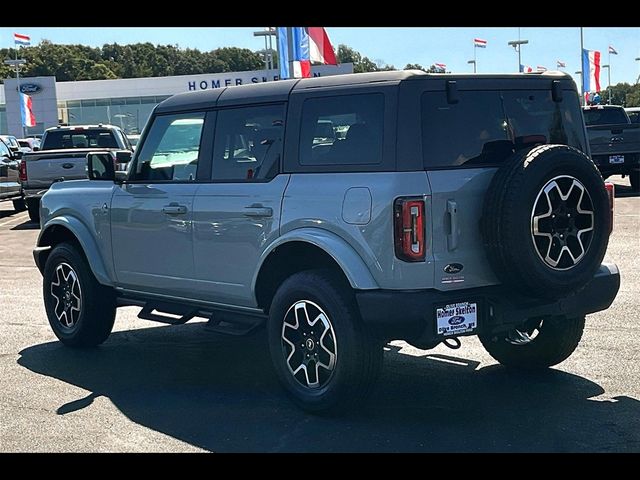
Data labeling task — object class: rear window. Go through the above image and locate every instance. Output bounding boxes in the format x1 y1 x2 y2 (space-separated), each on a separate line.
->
582 107 629 126
421 90 586 168
42 129 119 150
628 111 640 124
299 93 384 166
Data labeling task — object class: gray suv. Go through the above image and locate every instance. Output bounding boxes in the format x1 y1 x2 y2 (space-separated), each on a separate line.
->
34 71 620 413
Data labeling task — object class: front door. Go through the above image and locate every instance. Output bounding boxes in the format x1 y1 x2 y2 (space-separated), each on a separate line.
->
191 104 288 307
110 111 208 297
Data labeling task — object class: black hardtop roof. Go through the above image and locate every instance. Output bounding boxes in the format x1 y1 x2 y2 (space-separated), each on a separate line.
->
155 70 577 113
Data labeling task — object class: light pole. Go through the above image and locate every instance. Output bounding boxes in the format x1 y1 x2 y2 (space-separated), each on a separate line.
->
467 59 476 73
4 58 27 137
636 57 640 84
508 39 528 72
253 28 277 70
602 64 611 104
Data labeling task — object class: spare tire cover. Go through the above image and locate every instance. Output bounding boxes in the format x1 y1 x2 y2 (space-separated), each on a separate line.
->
482 144 610 299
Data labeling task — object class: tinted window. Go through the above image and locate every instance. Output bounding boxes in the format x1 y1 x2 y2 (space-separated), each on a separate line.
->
212 104 284 182
628 111 640 124
583 107 629 126
0 140 10 157
132 112 205 182
422 90 586 168
299 93 384 165
42 129 119 150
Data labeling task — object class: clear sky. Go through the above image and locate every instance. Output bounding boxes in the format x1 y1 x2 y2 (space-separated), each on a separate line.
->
2 27 639 87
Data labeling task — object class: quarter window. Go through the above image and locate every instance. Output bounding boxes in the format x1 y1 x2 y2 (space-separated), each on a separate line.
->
299 93 384 166
212 104 285 182
132 112 205 182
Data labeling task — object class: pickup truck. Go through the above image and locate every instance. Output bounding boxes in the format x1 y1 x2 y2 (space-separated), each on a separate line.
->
583 105 640 191
20 124 133 222
0 137 25 212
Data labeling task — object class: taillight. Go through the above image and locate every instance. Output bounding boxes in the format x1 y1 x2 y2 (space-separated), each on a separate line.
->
19 160 27 182
394 197 426 262
604 182 615 233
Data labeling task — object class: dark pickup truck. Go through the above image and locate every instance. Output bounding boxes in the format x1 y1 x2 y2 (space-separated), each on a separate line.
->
20 124 133 222
583 105 640 191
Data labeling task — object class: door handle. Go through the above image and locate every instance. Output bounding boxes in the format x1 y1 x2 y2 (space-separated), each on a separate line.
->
162 204 188 215
447 200 459 251
243 206 273 218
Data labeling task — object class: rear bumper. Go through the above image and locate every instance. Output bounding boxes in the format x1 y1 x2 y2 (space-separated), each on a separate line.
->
356 263 620 347
23 188 47 200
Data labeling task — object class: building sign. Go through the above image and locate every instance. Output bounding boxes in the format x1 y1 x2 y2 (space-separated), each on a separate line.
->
18 83 43 95
187 71 327 91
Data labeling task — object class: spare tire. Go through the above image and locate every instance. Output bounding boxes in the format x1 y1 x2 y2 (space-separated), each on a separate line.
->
482 144 610 299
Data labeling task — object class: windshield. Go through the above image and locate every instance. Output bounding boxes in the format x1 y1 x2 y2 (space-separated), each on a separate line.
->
583 107 629 126
42 129 119 150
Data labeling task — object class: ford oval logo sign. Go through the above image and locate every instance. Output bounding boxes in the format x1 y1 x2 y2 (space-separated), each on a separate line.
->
448 316 465 326
19 83 42 95
444 263 464 274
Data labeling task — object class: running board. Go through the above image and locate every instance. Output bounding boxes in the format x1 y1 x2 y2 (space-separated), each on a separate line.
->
138 301 198 325
204 311 265 336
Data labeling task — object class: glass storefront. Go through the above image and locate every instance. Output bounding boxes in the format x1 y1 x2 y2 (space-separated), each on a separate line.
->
57 95 171 135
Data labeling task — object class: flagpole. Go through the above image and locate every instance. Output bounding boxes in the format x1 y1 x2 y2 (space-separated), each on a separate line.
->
580 27 585 106
474 44 477 73
14 42 25 138
608 49 612 104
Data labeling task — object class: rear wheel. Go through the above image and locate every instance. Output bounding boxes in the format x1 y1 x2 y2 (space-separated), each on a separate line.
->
630 170 640 192
26 198 39 223
43 242 116 347
12 198 26 212
479 316 585 370
267 269 382 414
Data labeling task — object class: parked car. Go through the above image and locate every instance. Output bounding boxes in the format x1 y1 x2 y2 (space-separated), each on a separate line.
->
18 137 41 152
35 71 620 413
583 105 640 191
625 107 640 124
0 135 22 159
0 137 26 212
20 124 133 223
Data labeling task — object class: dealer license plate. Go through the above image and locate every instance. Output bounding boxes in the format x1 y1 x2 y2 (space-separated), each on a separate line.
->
436 301 478 337
609 155 624 164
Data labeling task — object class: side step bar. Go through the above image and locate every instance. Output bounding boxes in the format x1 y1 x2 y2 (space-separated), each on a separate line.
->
134 299 265 335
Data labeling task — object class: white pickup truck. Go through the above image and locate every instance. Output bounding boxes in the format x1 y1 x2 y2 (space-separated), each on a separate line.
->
20 124 133 222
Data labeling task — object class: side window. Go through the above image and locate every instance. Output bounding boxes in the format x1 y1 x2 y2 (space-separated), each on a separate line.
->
212 104 284 182
132 112 205 182
299 93 384 166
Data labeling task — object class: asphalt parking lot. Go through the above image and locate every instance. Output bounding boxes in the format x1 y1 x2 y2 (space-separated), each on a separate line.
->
0 177 638 453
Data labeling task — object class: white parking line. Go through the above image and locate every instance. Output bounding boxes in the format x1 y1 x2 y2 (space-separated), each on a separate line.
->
0 212 30 228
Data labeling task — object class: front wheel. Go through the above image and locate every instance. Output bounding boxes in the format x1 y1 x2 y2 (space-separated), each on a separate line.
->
479 316 585 370
43 242 116 347
267 269 382 414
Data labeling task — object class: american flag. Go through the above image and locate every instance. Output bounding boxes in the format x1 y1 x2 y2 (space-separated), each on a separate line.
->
557 60 566 68
474 38 487 48
537 65 548 72
608 45 618 55
433 63 446 72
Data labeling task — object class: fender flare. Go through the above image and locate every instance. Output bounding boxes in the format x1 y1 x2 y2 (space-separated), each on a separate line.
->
38 216 113 287
252 228 379 294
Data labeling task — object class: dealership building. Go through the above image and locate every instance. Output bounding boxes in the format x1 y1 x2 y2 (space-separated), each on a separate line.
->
0 63 353 137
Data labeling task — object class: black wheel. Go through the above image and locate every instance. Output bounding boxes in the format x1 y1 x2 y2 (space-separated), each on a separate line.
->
630 170 640 192
267 269 383 414
12 198 26 212
479 316 585 370
482 145 611 299
43 242 116 347
26 198 40 223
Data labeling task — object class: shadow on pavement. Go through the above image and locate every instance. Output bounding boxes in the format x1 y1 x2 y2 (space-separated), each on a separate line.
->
11 219 39 230
18 323 640 452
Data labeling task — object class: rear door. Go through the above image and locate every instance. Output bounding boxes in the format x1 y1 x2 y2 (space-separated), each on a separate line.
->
191 103 288 307
420 87 587 291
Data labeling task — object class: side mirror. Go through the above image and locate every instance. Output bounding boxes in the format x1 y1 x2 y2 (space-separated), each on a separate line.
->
13 151 23 160
115 150 132 164
87 151 115 181
33 146 40 152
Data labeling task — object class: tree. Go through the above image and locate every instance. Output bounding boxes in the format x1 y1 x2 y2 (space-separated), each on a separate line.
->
336 44 395 73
